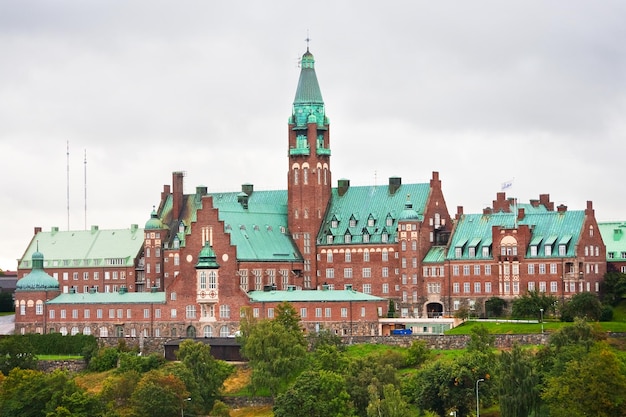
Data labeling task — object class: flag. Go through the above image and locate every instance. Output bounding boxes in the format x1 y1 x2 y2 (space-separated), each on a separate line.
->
501 179 513 191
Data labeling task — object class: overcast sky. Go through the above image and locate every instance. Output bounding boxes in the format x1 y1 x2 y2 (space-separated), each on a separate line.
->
1 1 625 271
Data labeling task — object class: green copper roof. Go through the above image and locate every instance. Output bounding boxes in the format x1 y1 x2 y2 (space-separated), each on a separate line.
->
247 288 385 303
158 189 301 262
448 210 585 260
196 242 219 268
598 221 626 262
292 49 326 127
19 226 144 269
47 291 166 305
16 251 59 291
145 207 165 230
423 246 447 263
318 183 431 245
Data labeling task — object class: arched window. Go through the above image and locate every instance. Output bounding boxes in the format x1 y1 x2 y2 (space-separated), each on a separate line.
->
83 327 91 335
220 325 230 337
203 325 213 338
60 327 68 336
99 327 108 337
186 326 196 338
294 167 299 185
303 167 308 184
71 326 79 336
200 271 207 289
209 271 217 289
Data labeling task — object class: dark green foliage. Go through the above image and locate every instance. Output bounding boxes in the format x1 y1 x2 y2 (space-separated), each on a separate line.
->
0 293 13 313
345 356 399 417
0 369 101 417
511 291 557 319
99 370 141 412
176 340 234 413
600 304 614 321
406 340 432 368
21 333 98 356
484 297 507 318
130 370 188 417
599 271 626 306
210 399 231 417
308 328 344 351
273 370 354 417
497 344 542 417
466 324 495 353
117 352 165 374
367 384 414 417
88 347 120 372
560 292 603 322
387 299 396 318
0 335 37 374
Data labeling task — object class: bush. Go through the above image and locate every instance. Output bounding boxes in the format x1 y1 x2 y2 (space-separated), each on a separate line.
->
117 352 165 374
89 347 120 372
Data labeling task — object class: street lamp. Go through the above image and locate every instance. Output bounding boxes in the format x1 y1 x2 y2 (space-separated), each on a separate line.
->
476 378 485 417
540 308 544 334
181 397 191 417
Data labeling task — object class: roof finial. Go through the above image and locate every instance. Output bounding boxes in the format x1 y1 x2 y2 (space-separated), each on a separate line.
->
305 30 310 52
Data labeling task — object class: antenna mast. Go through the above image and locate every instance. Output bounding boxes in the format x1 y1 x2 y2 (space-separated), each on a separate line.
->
84 149 87 230
66 141 70 231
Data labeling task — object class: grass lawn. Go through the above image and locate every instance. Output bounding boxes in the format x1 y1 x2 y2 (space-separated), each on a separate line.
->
446 319 626 335
37 354 83 360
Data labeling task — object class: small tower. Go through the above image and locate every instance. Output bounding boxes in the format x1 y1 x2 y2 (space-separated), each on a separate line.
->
14 250 60 334
195 241 220 322
287 48 332 288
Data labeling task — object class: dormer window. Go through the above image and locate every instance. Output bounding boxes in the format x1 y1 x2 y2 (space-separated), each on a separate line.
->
326 234 334 244
349 215 357 227
331 219 338 228
381 232 389 243
367 215 375 227
178 222 185 234
344 231 352 244
363 229 370 243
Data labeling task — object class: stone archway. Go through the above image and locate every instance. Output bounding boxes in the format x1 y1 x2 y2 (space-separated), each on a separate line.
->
426 302 443 318
186 325 196 338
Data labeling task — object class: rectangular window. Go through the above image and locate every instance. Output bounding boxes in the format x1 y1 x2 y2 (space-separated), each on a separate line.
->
325 308 331 318
97 309 102 319
73 272 78 280
484 265 491 276
539 281 547 292
341 308 348 318
550 281 558 292
382 267 389 278
382 251 388 262
539 264 546 274
363 284 371 294
325 268 334 279
453 265 460 276
363 251 370 262
300 308 307 318
344 268 353 278
49 310 55 319
267 308 274 318
453 282 460 293
474 282 481 293
382 283 389 294
362 268 371 278
474 265 480 275
485 282 491 293
327 251 333 262
109 309 115 319
550 263 557 274
315 308 322 318
528 264 535 274
155 309 161 318
84 309 90 319
171 309 177 318
93 271 99 280
528 281 535 291
463 282 470 293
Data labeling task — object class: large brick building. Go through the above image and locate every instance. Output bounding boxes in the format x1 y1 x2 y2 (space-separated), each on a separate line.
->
15 48 607 337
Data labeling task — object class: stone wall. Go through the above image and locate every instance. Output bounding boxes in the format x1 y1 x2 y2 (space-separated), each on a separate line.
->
38 359 87 373
345 333 547 349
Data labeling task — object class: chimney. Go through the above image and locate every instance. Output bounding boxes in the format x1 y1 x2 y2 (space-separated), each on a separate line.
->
517 208 525 221
430 171 441 187
338 179 350 196
557 204 567 213
539 194 554 211
242 183 254 196
483 207 492 215
34 227 42 235
456 206 464 219
161 184 171 203
196 186 207 196
90 225 99 234
529 199 539 208
585 200 594 215
172 171 185 221
388 177 401 195
493 192 510 212
237 192 249 209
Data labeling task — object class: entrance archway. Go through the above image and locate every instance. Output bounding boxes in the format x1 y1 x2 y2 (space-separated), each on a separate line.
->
426 302 443 318
186 325 196 338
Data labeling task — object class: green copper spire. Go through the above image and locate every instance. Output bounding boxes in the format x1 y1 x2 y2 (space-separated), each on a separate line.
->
292 48 326 127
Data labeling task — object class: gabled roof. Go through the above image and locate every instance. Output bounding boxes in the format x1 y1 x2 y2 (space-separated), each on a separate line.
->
598 221 626 262
448 210 585 260
319 183 431 245
160 190 301 262
19 226 144 269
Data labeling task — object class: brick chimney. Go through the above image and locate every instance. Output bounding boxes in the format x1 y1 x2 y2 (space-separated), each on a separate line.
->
338 179 350 196
517 207 525 221
557 204 567 213
539 194 554 211
172 171 185 221
388 177 401 195
456 206 464 220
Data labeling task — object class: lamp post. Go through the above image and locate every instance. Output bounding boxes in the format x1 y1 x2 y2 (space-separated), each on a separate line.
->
476 378 485 417
181 397 191 417
540 308 544 334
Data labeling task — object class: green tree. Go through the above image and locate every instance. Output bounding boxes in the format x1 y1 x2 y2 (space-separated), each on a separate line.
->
405 339 432 368
484 297 507 318
599 271 626 305
0 336 37 374
273 370 354 417
176 340 233 412
0 293 13 313
560 291 603 322
344 356 398 417
367 384 414 417
465 324 495 354
130 371 189 417
99 370 141 414
240 302 307 396
497 344 542 417
542 344 626 417
512 291 557 319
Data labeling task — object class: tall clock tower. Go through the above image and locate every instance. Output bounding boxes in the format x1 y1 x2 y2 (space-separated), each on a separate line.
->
287 48 331 289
